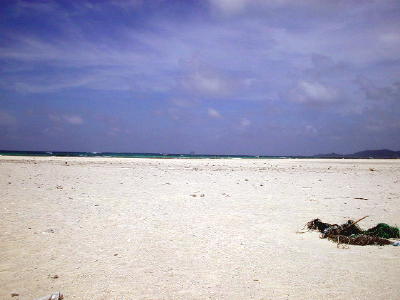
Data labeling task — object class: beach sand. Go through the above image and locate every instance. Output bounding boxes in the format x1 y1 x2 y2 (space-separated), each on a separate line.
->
1 156 399 299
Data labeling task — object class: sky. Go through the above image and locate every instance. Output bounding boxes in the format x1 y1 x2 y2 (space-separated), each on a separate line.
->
0 0 399 155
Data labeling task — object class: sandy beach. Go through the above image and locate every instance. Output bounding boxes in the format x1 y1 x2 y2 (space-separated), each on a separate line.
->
0 156 399 299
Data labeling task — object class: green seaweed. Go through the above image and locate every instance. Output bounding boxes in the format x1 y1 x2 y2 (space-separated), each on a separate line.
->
364 223 400 239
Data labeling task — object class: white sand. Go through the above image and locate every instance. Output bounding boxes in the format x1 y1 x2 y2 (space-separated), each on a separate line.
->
0 156 399 299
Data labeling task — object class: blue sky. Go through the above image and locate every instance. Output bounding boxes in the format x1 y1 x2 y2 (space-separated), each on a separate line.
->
0 0 399 155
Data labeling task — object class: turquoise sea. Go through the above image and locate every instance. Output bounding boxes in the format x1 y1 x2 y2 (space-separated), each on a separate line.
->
0 150 296 159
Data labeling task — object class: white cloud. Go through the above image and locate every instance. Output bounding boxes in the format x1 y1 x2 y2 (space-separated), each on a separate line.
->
49 113 84 125
290 81 337 105
305 124 318 135
184 70 229 96
240 118 251 128
63 115 84 125
208 0 301 15
209 0 248 14
169 99 194 107
179 58 247 99
299 81 336 101
16 0 59 14
208 108 222 119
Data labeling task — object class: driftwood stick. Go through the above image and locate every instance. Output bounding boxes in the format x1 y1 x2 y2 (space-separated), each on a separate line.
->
348 215 369 227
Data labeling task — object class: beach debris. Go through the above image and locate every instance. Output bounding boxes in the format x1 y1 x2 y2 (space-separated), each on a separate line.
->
191 192 205 198
48 274 59 279
11 292 19 297
354 197 368 200
56 185 63 190
306 216 400 246
369 168 376 171
34 292 63 300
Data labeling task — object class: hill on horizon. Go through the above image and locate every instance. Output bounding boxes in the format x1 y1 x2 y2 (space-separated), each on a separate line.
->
315 149 400 159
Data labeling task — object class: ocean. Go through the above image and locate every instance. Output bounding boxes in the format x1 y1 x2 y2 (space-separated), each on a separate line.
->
0 150 293 159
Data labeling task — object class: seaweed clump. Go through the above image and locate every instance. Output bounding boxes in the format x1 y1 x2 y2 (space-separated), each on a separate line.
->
306 217 399 246
364 223 400 239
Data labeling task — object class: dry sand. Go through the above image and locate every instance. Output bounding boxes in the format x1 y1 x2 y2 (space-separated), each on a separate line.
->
0 156 399 299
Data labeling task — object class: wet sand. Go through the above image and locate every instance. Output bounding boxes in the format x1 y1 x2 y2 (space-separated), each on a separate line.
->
1 156 399 299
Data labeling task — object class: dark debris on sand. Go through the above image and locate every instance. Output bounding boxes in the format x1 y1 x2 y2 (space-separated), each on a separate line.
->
306 217 399 246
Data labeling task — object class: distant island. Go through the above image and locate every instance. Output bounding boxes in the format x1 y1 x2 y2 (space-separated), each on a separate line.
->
314 149 400 159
